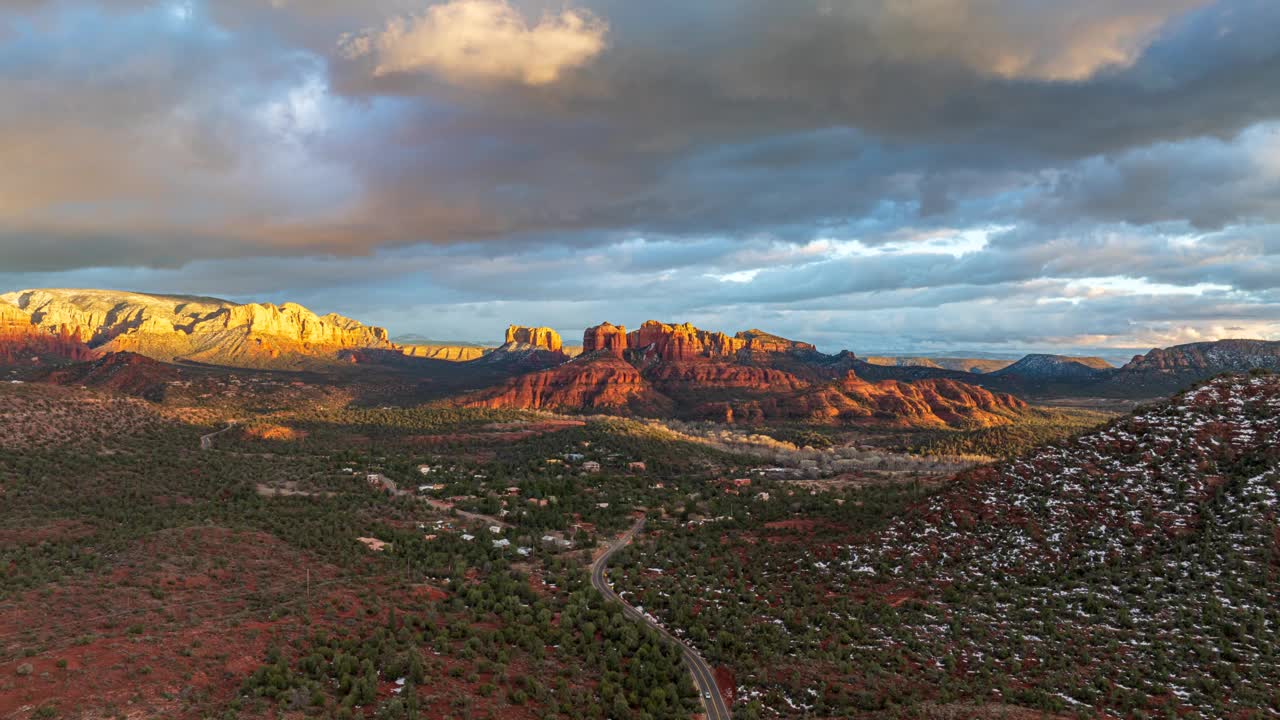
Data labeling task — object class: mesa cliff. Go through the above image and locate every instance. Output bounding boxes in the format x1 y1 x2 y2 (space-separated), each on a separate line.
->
0 289 392 370
466 320 1026 428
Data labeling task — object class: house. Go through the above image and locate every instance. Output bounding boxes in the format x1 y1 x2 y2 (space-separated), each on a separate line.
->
423 534 438 541
542 534 574 549
732 478 752 488
417 465 433 475
564 453 585 462
756 492 771 502
489 526 503 534
628 462 647 472
506 486 522 496
582 461 602 473
367 474 397 493
492 538 511 549
596 502 610 509
357 537 390 552
517 547 532 557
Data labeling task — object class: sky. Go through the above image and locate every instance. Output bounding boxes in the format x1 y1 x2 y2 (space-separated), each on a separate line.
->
2 0 1279 357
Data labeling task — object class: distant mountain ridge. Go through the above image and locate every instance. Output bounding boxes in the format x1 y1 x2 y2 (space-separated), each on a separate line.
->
1 289 391 370
2 289 1277 404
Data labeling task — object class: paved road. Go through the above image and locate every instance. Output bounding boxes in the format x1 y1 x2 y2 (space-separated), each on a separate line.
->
200 422 236 450
591 518 732 720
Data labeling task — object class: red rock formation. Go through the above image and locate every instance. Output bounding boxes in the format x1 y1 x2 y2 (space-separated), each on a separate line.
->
467 322 1027 429
43 352 175 400
583 322 628 357
505 325 563 353
736 329 817 355
627 321 743 361
645 362 809 393
466 355 667 413
692 373 1025 427
1120 340 1280 373
0 302 96 365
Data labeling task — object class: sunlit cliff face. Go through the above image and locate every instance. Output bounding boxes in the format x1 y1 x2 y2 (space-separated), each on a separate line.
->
1 0 1278 353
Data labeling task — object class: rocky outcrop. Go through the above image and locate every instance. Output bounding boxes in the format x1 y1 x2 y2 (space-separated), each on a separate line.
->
467 327 1027 428
0 289 393 370
466 354 668 413
1119 340 1280 374
401 345 489 362
735 329 818 355
583 322 628 357
0 299 96 365
504 325 563 353
693 373 1025 427
624 321 818 362
43 352 177 401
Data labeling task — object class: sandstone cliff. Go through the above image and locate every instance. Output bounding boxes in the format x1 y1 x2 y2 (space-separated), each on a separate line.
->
466 320 1027 428
0 289 392 370
465 354 669 414
0 298 96 365
583 322 628 356
401 345 489 362
625 321 817 362
504 325 563 353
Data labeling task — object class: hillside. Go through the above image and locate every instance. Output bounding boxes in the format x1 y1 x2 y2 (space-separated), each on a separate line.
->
614 372 1280 717
846 372 1280 715
1 289 392 370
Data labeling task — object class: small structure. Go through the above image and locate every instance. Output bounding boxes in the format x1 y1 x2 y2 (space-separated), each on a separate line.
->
756 492 771 502
461 533 475 542
418 465 433 475
628 461 646 472
582 461 602 473
367 474 397 493
564 453 585 462
517 547 532 557
506 486 522 496
542 534 574 549
488 525 503 534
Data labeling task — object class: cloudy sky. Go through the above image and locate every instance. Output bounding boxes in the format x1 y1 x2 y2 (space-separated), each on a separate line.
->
2 0 1279 357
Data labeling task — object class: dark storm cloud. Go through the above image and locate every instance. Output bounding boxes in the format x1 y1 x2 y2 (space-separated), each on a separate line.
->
2 0 1279 351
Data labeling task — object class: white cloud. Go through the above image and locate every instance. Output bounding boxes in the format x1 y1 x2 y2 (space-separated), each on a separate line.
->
340 0 608 86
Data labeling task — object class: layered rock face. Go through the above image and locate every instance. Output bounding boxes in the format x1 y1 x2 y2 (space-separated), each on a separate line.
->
401 345 489 362
1120 340 1280 374
0 289 392 369
504 325 563 353
466 354 666 413
582 322 628 356
469 317 1028 428
0 299 96 365
735 329 818 355
624 321 817 361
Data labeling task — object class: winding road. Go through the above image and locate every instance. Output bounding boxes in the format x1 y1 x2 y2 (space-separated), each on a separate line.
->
591 517 732 720
200 422 236 450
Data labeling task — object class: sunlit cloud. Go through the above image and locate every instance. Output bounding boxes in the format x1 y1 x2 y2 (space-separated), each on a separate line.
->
339 0 608 86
